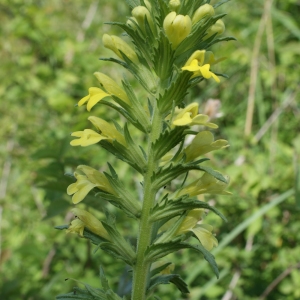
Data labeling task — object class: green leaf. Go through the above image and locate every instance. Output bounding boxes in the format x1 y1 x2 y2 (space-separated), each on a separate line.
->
124 123 147 167
179 0 204 16
103 98 146 133
145 242 219 278
205 36 237 48
100 140 144 174
99 270 126 300
150 197 227 223
99 242 134 266
152 159 210 189
124 0 140 9
95 191 139 219
148 274 189 294
153 126 187 159
145 241 188 262
272 7 300 40
157 71 192 113
100 220 136 265
103 172 141 218
121 79 151 132
198 166 228 183
99 267 110 292
55 224 69 230
150 262 173 277
56 280 106 299
153 32 174 79
213 0 231 9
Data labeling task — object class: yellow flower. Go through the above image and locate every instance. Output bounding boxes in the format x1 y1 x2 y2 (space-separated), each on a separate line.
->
163 12 192 49
67 165 116 204
182 50 220 82
172 103 218 128
70 129 105 147
88 116 126 145
175 209 205 235
169 0 181 11
192 224 218 251
192 4 215 24
66 208 111 241
93 72 130 105
78 87 110 111
132 6 154 33
70 116 126 147
184 131 229 161
206 19 225 39
177 172 231 197
102 34 139 64
175 209 218 251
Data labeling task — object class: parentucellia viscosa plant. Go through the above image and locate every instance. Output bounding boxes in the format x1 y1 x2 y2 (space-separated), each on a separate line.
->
56 0 235 299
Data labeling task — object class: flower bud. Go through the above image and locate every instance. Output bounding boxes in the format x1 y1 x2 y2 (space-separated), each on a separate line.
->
132 6 154 33
205 19 225 39
102 34 139 64
169 0 180 11
126 17 138 30
192 4 215 24
144 0 152 11
163 12 192 49
67 208 111 241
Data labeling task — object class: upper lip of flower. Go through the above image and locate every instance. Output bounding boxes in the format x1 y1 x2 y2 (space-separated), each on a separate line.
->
78 87 110 111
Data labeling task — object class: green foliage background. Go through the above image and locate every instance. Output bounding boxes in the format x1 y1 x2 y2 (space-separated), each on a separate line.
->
0 0 299 299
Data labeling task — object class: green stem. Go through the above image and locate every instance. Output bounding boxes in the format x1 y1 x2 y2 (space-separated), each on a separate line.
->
131 105 163 300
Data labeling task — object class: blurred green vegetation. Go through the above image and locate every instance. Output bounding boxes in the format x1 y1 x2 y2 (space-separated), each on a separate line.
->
0 0 299 299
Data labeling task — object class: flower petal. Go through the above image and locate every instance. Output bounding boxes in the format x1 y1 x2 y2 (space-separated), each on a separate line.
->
192 225 218 251
199 64 211 79
67 183 78 195
78 95 90 107
87 90 110 111
173 112 193 126
72 182 96 204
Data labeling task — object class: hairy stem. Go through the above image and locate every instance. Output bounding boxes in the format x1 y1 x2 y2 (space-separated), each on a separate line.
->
131 104 163 300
